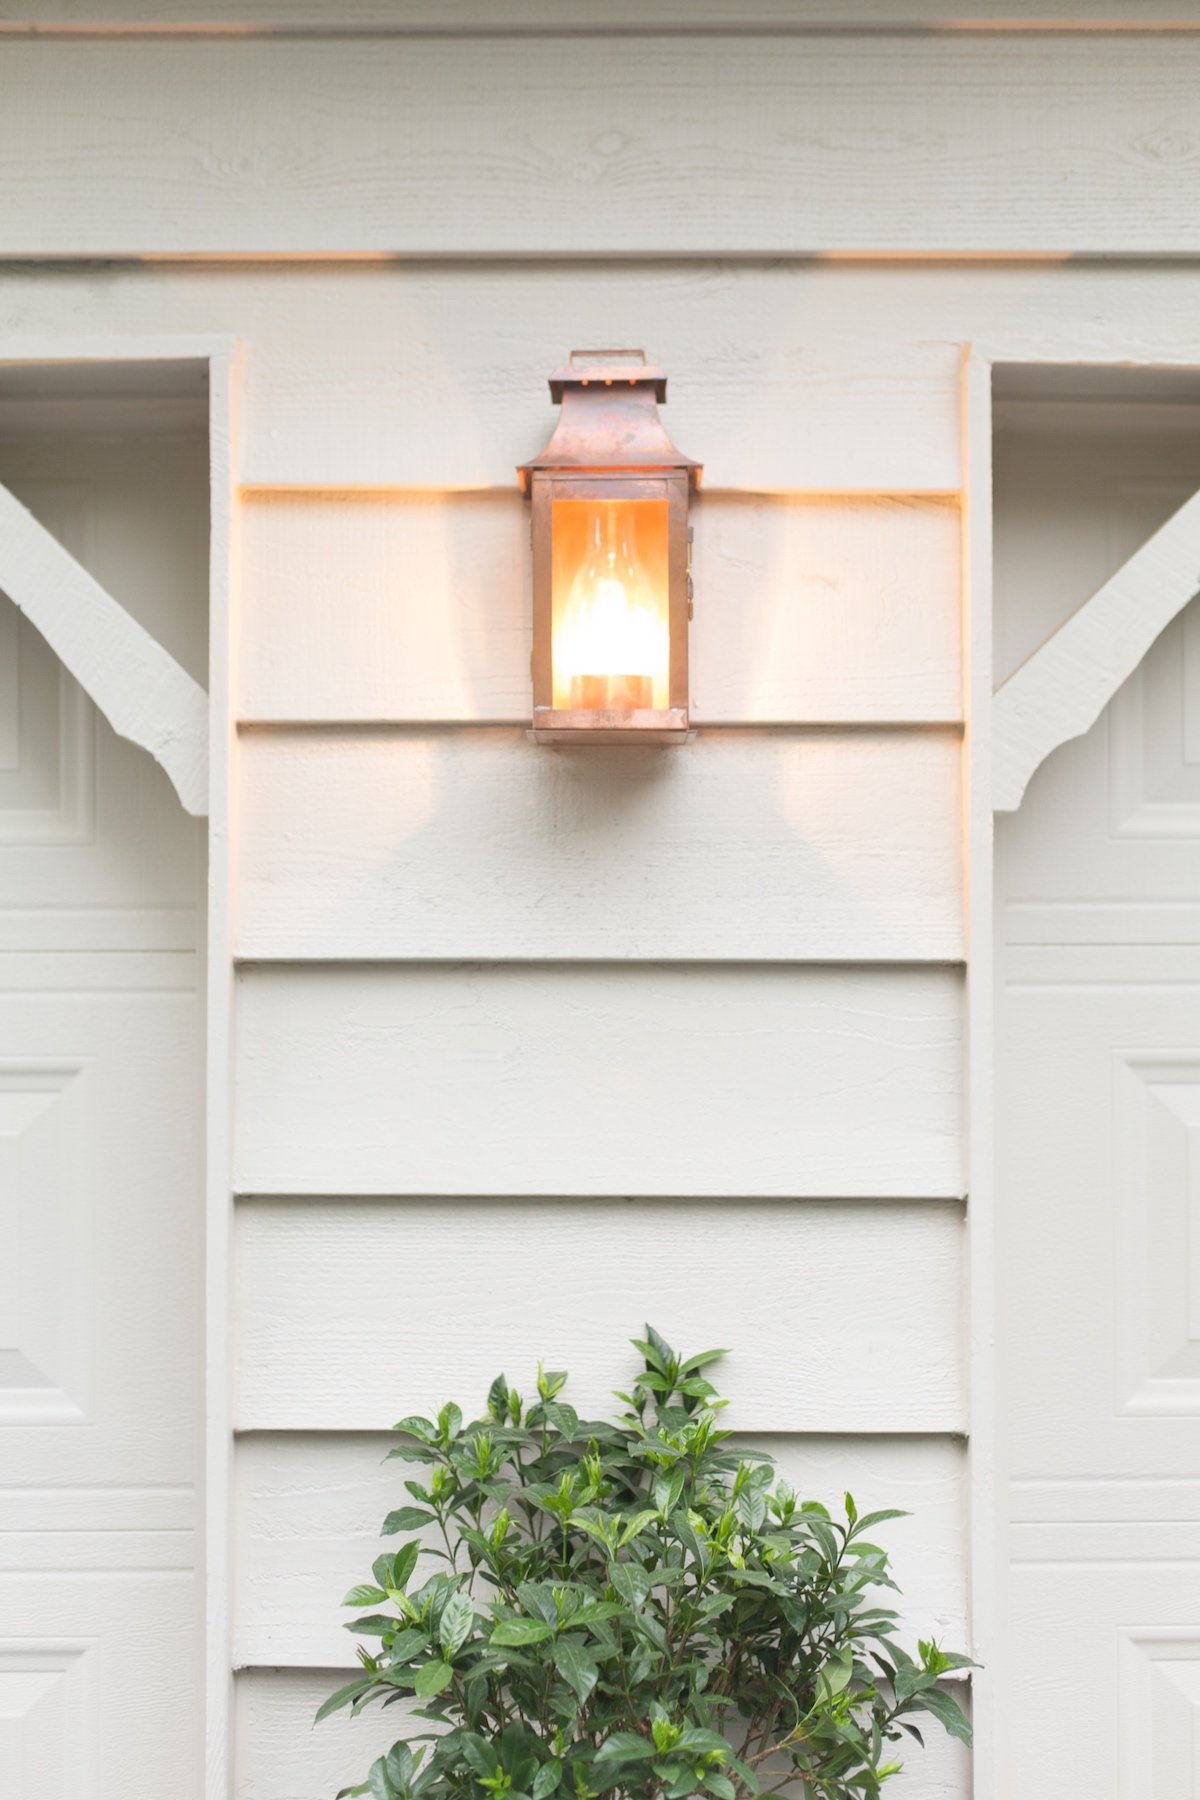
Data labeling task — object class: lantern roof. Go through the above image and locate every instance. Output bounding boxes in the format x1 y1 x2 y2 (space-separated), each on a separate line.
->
547 349 667 403
519 348 701 492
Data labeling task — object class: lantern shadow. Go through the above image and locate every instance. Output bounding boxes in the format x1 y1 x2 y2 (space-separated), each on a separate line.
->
300 727 911 965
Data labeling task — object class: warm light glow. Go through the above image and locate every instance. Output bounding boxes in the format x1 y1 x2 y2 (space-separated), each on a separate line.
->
551 500 669 710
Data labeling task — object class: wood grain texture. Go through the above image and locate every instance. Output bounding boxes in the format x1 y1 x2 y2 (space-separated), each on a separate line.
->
233 1431 967 1667
11 269 1200 494
233 965 965 1198
1 37 1199 255
234 1198 967 1432
227 259 967 491
237 1667 971 1800
8 1 1200 28
993 483 1200 811
238 493 962 726
960 348 999 1795
12 263 1200 491
204 340 239 1800
235 728 963 963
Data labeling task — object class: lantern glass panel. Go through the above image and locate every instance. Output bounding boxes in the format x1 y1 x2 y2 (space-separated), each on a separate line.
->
550 496 671 711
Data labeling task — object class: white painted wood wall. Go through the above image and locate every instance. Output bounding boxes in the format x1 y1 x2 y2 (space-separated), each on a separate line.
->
4 7 1200 1799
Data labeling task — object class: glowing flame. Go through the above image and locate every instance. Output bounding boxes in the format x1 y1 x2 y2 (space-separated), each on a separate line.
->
554 506 668 710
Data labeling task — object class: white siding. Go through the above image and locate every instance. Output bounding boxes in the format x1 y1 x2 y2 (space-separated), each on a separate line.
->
7 0 1196 22
0 245 994 1797
234 1198 966 1433
20 12 1199 1797
2 37 1199 256
239 493 963 726
234 1432 968 1668
236 729 963 963
6 265 1200 489
233 965 964 1198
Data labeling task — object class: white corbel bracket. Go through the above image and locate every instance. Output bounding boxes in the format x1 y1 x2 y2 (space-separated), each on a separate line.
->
0 480 208 815
994 485 1200 813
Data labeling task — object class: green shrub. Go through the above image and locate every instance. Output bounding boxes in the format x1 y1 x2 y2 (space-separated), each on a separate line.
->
321 1329 971 1800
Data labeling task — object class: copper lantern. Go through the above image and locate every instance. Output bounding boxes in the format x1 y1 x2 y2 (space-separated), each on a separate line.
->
519 349 701 743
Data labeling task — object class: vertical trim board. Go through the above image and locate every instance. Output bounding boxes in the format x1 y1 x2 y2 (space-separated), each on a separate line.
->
204 342 240 1800
961 346 997 1800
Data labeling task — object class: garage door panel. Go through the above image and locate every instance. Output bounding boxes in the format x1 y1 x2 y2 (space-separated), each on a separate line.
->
1000 970 1200 1480
998 586 1200 1793
0 984 201 1485
0 1572 200 1795
0 466 204 1800
1004 1561 1200 1800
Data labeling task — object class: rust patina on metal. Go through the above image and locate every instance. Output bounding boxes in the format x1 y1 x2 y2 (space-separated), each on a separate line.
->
518 349 701 492
519 349 701 744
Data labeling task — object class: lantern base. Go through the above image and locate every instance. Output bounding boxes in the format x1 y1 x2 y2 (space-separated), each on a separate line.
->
529 706 690 745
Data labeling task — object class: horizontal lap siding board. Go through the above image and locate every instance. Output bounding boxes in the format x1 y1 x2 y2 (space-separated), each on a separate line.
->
236 729 963 963
13 264 1200 491
234 1199 966 1432
233 965 965 1197
10 2 1200 24
238 494 962 726
235 1670 972 1800
1 39 1199 255
229 256 967 492
8 267 1200 491
233 1432 968 1667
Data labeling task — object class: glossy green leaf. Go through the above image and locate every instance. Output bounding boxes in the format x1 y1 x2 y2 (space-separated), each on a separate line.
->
440 1590 474 1658
320 1331 974 1798
342 1584 387 1608
382 1507 436 1535
413 1660 455 1700
491 1617 554 1648
530 1761 562 1799
552 1639 598 1705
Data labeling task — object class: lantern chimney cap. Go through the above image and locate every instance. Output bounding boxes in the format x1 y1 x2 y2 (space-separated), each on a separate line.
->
519 347 700 493
548 348 667 405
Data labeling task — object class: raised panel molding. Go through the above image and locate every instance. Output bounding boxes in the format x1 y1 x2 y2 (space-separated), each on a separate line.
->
0 1063 92 1424
1004 902 1200 949
0 602 17 768
1119 1630 1200 1800
1107 485 1200 839
1109 600 1200 839
0 1639 98 1799
1114 1054 1200 1417
0 487 95 846
0 603 94 847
